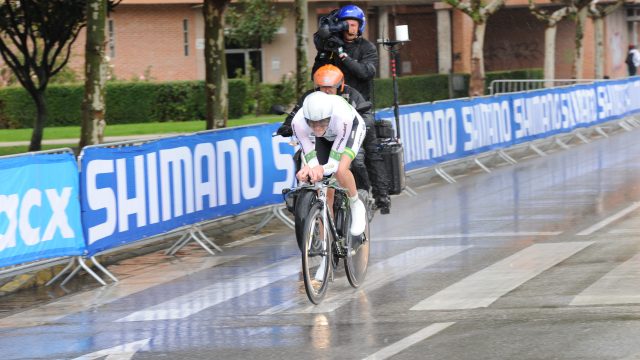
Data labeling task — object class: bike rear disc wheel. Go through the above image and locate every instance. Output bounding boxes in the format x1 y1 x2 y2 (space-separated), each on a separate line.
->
302 202 331 304
345 194 370 288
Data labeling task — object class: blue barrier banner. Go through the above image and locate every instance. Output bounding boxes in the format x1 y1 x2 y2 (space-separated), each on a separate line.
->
0 153 85 267
80 123 296 255
376 78 640 171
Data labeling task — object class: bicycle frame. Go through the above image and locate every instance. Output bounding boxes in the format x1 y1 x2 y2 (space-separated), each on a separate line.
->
298 178 349 259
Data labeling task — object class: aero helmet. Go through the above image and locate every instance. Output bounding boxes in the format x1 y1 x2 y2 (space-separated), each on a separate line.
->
313 64 345 92
337 4 366 34
303 91 333 124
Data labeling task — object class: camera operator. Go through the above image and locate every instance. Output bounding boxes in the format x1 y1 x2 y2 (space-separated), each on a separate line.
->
276 65 391 214
312 4 378 102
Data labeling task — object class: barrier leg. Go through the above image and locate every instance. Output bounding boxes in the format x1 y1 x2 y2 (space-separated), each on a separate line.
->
474 157 491 173
595 126 609 138
555 137 570 150
403 186 418 196
59 257 107 287
189 230 216 256
498 150 517 165
254 205 295 233
529 144 547 157
435 166 456 183
45 258 76 287
168 226 217 256
164 232 189 255
275 206 295 229
574 131 591 144
195 227 223 252
620 120 635 131
254 206 277 234
90 256 119 283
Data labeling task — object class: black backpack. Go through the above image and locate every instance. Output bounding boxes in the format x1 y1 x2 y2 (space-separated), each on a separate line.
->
627 52 635 67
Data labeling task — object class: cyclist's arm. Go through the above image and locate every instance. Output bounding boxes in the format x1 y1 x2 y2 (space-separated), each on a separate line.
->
291 111 323 183
331 110 365 167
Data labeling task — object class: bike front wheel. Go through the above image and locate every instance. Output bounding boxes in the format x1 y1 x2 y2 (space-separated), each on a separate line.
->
345 193 370 288
302 202 331 304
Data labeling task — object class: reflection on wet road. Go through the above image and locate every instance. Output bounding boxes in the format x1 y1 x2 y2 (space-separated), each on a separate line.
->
5 128 640 359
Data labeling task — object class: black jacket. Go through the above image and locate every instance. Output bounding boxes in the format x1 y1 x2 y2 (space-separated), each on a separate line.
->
312 37 378 101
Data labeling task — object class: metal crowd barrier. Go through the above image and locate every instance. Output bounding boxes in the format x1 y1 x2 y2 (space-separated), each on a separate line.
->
404 116 640 186
489 78 599 95
3 79 640 291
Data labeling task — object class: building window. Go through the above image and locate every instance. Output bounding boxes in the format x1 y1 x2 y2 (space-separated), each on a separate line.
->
183 19 189 56
108 19 115 58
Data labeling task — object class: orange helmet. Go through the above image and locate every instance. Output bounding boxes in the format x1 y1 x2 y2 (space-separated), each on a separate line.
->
313 64 344 93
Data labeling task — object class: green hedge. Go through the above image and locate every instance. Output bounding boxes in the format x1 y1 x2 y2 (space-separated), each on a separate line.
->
373 73 470 108
0 79 247 128
0 69 542 129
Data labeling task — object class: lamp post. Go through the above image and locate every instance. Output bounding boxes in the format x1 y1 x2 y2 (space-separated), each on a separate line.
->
378 25 409 140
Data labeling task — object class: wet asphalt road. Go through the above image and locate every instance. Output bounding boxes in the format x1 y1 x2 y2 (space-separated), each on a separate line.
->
3 127 640 359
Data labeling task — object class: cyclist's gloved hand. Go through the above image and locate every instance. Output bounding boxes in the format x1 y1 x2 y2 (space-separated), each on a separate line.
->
296 165 311 183
309 165 324 183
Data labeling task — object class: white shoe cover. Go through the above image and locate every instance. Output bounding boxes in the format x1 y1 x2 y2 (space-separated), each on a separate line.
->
350 198 366 236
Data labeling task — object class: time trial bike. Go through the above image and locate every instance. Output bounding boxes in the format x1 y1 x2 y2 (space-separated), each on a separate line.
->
283 176 370 304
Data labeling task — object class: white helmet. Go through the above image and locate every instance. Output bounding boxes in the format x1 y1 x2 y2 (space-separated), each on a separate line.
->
303 91 333 122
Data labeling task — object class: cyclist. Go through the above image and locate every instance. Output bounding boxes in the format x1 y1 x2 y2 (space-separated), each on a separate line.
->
291 90 367 236
277 64 391 213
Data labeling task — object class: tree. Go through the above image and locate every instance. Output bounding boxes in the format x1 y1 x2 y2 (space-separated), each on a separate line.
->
529 0 576 86
79 0 107 149
588 0 624 79
572 1 592 79
0 1 86 151
225 0 284 48
203 0 231 129
295 0 308 97
445 0 505 96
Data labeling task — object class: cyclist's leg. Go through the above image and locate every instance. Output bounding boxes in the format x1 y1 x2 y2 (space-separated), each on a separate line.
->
335 155 366 236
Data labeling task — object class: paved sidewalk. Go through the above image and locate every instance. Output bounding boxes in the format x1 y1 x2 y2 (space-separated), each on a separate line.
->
0 133 184 148
0 205 296 305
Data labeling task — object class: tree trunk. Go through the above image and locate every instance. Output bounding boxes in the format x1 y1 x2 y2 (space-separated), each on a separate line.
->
572 7 587 79
593 16 604 79
544 25 557 87
204 0 229 130
295 0 308 98
470 21 486 97
28 92 47 152
79 0 107 149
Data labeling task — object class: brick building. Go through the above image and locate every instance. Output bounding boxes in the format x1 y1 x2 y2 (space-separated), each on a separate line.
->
63 0 640 83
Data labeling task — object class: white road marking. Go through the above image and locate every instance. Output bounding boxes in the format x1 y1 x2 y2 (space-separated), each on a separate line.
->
571 253 640 306
261 246 471 315
411 242 593 311
607 229 640 234
362 322 455 360
576 202 640 235
116 257 301 321
225 233 273 248
71 338 150 360
379 232 561 241
0 255 242 328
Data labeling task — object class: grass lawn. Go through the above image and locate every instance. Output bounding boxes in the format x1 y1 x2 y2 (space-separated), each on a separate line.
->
0 114 283 143
0 114 284 157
